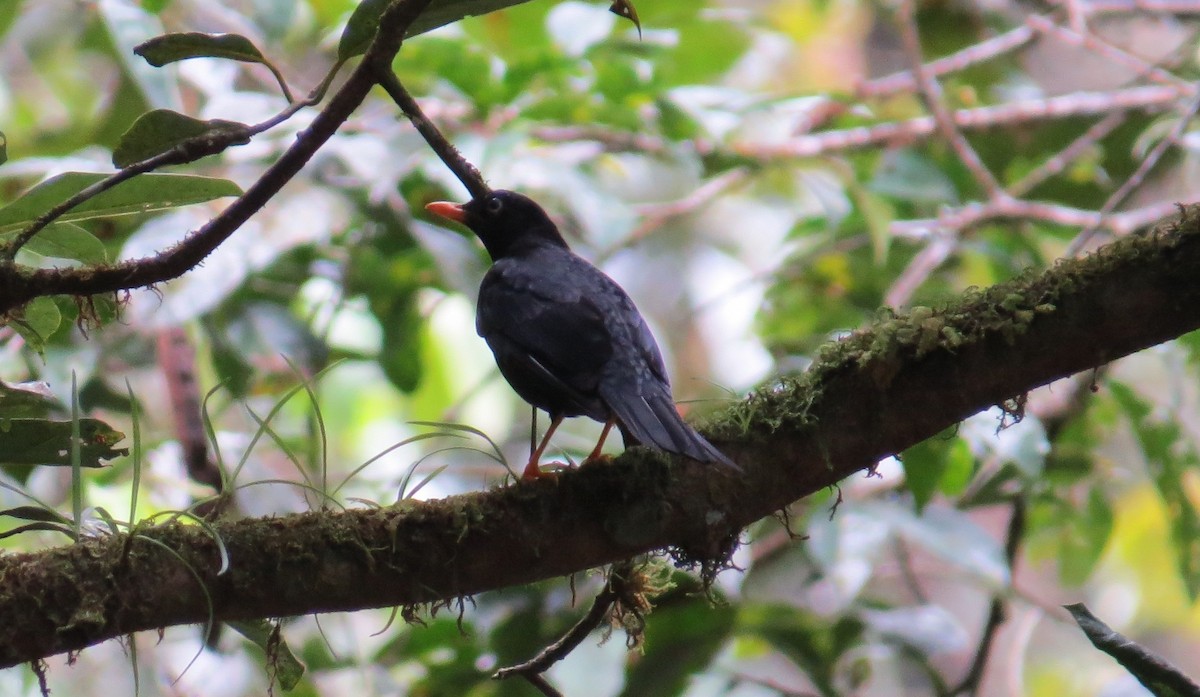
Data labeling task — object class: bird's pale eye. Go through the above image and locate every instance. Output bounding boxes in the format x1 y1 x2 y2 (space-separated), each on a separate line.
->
485 197 504 215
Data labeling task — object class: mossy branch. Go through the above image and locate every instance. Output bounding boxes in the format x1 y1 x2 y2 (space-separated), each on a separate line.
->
2 208 1200 668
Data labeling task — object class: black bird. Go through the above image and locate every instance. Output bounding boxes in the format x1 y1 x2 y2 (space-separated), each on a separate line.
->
426 189 737 479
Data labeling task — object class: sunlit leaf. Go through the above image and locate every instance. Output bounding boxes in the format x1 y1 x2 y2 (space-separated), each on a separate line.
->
0 172 242 235
113 109 250 168
134 32 268 66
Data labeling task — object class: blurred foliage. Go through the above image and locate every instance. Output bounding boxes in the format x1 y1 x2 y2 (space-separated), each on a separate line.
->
2 0 1200 696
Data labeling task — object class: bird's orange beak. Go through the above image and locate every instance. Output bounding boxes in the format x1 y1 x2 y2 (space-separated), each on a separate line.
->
425 201 467 224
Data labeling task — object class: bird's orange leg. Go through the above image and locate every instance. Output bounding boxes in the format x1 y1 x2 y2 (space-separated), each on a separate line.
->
523 414 563 479
584 418 616 464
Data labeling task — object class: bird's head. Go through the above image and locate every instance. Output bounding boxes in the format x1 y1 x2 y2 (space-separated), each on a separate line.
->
426 190 570 260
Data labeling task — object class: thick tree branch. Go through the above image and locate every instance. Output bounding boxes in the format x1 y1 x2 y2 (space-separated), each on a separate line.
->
2 206 1200 667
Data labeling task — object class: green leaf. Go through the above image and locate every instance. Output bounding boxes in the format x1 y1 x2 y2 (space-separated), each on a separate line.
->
338 0 534 60
10 297 62 352
1110 381 1200 600
338 0 388 61
113 109 250 167
18 222 108 264
0 505 70 525
0 172 242 235
620 600 736 697
1056 486 1113 585
0 130 6 167
0 418 127 467
0 521 76 541
901 433 951 511
133 32 268 66
741 604 864 696
900 430 975 511
0 2 19 41
228 620 306 690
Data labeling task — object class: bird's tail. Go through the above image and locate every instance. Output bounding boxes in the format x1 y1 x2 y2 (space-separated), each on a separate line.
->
606 388 739 470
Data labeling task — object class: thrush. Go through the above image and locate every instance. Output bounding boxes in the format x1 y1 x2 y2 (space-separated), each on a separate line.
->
427 189 737 479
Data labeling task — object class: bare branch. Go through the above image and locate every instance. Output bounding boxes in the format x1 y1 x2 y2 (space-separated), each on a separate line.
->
1009 112 1127 197
743 85 1187 159
1025 14 1196 93
890 199 1176 239
858 24 1035 98
374 68 490 199
1068 89 1200 254
895 0 1002 197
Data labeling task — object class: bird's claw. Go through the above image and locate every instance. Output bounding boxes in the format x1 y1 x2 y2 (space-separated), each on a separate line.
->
520 461 562 481
581 453 614 467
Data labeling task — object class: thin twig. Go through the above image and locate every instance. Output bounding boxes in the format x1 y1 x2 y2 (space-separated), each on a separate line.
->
895 0 1003 197
857 24 1036 97
885 233 957 308
890 199 1176 239
532 125 677 155
1 61 343 261
1084 0 1200 14
1067 89 1200 255
1008 112 1127 197
0 0 434 316
521 673 564 697
746 85 1185 159
1025 15 1196 93
373 69 490 199
950 497 1026 696
598 168 749 262
494 581 620 680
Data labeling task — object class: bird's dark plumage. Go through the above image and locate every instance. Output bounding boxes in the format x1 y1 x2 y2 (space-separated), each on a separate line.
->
427 189 737 478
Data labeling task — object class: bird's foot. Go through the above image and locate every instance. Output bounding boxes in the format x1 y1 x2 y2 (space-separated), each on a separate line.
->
581 453 614 467
520 460 561 481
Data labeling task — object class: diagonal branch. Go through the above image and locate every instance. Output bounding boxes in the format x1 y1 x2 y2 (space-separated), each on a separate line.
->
374 68 491 198
894 0 1002 197
0 0 434 317
2 205 1200 668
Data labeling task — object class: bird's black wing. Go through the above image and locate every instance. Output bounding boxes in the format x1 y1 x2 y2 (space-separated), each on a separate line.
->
477 258 613 419
600 291 740 470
